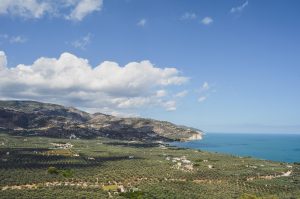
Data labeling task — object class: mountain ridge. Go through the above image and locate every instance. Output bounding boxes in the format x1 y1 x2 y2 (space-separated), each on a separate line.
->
0 100 203 142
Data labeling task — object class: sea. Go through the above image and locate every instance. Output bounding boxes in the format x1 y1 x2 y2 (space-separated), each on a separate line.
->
170 133 300 163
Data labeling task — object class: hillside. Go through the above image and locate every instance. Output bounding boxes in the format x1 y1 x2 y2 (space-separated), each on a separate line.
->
0 100 202 141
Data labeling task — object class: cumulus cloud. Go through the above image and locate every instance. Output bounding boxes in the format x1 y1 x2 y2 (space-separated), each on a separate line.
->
201 17 213 25
0 51 188 112
0 0 103 21
180 12 197 20
230 1 248 14
71 33 91 50
137 18 147 27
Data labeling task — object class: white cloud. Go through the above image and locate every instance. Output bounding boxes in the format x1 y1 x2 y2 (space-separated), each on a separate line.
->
181 12 197 20
0 0 51 18
230 1 248 14
0 51 7 70
9 36 27 43
0 0 103 21
201 82 210 91
197 82 213 103
174 90 188 98
81 106 140 117
71 33 91 49
201 17 213 25
137 18 146 27
163 100 177 111
156 90 167 97
112 97 152 109
0 34 27 44
198 96 206 103
0 51 188 112
66 0 103 21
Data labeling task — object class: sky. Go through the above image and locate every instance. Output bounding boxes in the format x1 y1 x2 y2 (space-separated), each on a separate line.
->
0 0 300 134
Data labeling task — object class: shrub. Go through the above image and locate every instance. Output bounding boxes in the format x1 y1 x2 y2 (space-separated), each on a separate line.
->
120 191 145 199
47 166 59 175
61 169 74 178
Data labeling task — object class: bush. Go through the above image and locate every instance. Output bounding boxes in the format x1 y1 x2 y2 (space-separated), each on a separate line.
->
47 166 59 175
120 191 145 199
61 169 74 178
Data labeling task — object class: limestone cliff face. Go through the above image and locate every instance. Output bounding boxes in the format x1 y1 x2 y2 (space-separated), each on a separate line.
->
0 100 203 142
186 131 203 141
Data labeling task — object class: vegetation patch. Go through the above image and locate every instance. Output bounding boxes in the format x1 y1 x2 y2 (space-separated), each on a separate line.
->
47 167 74 178
47 166 59 175
102 184 118 191
120 191 145 198
0 133 299 198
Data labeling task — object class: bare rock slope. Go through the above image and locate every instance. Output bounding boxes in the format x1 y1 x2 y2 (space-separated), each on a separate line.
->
0 100 203 141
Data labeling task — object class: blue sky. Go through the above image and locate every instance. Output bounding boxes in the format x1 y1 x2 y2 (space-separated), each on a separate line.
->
0 0 299 133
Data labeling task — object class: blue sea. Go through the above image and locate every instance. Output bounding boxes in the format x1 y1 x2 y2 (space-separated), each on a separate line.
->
171 133 300 163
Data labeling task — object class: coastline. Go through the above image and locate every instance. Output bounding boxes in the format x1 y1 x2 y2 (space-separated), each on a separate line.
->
170 132 300 163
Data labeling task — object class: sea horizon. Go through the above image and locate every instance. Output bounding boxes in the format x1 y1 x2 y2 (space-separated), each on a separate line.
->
204 131 300 135
171 132 300 163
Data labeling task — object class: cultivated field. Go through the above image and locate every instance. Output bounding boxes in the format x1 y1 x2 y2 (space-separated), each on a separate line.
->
0 133 299 198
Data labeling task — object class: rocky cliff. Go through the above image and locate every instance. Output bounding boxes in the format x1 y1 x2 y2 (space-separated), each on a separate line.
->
0 100 203 141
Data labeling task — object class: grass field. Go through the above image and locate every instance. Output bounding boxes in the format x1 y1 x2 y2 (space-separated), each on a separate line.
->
0 133 299 198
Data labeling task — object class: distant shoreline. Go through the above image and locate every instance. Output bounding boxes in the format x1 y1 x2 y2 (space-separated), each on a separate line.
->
205 132 300 135
170 133 300 163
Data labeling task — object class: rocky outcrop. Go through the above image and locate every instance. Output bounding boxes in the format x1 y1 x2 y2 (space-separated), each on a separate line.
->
185 131 203 141
0 100 203 141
